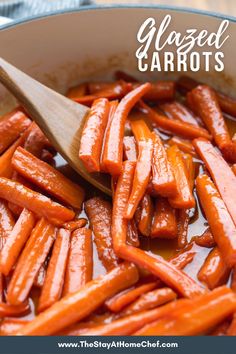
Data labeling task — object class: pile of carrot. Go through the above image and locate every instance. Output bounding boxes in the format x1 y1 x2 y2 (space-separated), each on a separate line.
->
0 72 236 336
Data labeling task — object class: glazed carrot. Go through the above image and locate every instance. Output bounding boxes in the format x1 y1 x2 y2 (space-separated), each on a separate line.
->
125 120 153 219
227 314 236 335
151 132 177 197
0 178 75 225
7 219 56 305
0 302 30 318
15 262 139 335
127 220 140 247
169 242 196 269
198 247 231 290
138 194 153 236
151 197 177 239
121 287 177 316
0 200 15 245
0 134 26 178
160 101 199 127
102 83 151 176
0 209 35 275
63 218 87 231
0 318 30 335
192 228 216 248
191 85 234 159
177 209 190 249
63 228 92 296
140 102 211 140
79 98 110 172
34 264 46 288
0 109 31 154
133 81 175 101
85 197 119 271
88 81 127 95
100 100 119 171
167 145 195 209
38 228 70 312
12 147 84 209
83 299 190 335
196 174 236 267
23 122 52 158
66 82 87 99
135 286 236 335
193 138 236 226
123 136 137 161
168 137 197 157
105 282 159 313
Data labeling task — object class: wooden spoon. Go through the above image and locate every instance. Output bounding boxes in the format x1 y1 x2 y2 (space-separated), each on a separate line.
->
0 57 111 195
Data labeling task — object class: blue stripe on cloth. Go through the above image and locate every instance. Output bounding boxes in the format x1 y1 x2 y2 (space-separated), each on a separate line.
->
0 0 92 19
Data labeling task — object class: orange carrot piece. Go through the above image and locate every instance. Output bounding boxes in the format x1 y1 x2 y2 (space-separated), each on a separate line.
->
79 98 110 172
167 145 195 209
198 247 231 290
0 318 30 335
196 174 236 267
23 122 52 158
135 286 236 336
88 81 127 95
0 200 15 249
160 101 199 127
176 209 190 249
192 228 216 248
140 102 211 140
0 177 74 225
138 194 153 236
0 134 26 178
83 299 190 335
105 282 158 313
133 81 175 101
102 83 151 176
121 287 177 316
127 220 140 247
152 132 177 197
12 147 84 209
227 314 236 335
0 302 30 318
38 228 70 312
85 197 119 271
168 136 197 157
151 197 177 239
169 242 196 269
0 109 31 154
66 83 87 99
63 228 93 296
63 218 87 231
125 120 153 219
15 262 139 335
7 218 56 305
123 136 137 161
0 209 35 276
193 138 236 226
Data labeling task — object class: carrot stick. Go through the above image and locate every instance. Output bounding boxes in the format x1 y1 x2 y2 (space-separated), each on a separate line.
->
66 83 87 99
125 121 153 219
34 263 46 288
0 134 26 178
140 102 211 140
15 262 139 335
105 282 159 313
127 220 140 247
23 122 52 158
82 299 190 335
12 147 84 209
151 132 177 197
123 136 137 161
63 228 93 296
102 83 151 176
168 137 197 157
0 318 30 335
198 247 231 290
135 286 236 336
227 314 236 335
38 228 70 312
193 138 236 226
176 209 190 249
121 287 177 316
138 194 153 236
79 98 110 172
0 109 31 154
0 302 30 318
0 177 75 225
168 242 196 269
192 228 216 248
196 174 236 267
63 218 87 231
133 81 175 101
88 81 127 96
167 145 195 209
160 101 200 127
7 218 56 305
85 197 119 271
151 197 177 239
0 209 35 275
0 200 15 249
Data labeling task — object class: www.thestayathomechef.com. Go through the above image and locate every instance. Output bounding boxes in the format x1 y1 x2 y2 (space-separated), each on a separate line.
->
58 340 179 350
